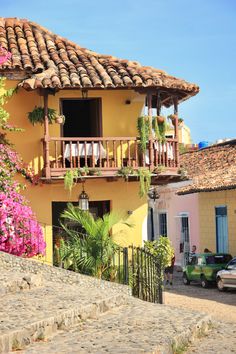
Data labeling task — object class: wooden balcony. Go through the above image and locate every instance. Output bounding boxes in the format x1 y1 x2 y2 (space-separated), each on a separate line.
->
42 137 179 179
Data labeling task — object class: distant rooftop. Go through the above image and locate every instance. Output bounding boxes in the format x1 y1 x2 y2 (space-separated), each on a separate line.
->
178 139 236 194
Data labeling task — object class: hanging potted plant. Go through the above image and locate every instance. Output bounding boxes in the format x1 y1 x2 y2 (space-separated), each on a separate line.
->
28 106 57 125
156 115 165 123
168 114 178 126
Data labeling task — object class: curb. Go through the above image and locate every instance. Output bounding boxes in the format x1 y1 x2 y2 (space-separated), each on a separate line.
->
0 293 128 353
157 315 213 354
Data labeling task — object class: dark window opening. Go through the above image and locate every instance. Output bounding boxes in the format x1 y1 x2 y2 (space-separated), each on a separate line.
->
159 213 167 236
62 99 102 138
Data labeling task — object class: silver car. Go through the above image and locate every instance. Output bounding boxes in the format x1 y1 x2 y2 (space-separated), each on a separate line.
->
216 257 236 291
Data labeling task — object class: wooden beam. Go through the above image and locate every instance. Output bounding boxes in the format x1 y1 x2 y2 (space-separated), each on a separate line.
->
43 90 51 179
147 92 154 170
173 96 180 167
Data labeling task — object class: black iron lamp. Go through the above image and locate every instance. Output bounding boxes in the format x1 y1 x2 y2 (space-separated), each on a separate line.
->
78 182 89 211
148 188 160 202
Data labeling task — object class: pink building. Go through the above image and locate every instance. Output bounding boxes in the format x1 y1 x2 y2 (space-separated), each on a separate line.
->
148 181 199 266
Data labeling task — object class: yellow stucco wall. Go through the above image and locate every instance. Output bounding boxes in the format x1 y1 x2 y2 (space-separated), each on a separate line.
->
4 80 148 263
199 190 236 256
21 179 148 264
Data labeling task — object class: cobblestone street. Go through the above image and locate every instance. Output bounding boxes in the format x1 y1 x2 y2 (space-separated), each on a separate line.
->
164 271 236 353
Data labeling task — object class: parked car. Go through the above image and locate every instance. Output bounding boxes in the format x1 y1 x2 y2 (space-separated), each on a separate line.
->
216 257 236 291
183 253 232 288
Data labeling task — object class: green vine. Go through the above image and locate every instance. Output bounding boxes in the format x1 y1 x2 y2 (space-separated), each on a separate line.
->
137 168 152 198
137 116 150 153
137 116 167 153
0 77 20 144
155 117 167 143
64 167 90 193
152 116 161 141
64 170 79 194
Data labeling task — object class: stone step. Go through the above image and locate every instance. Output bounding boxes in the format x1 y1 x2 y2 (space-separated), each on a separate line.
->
20 298 213 354
0 285 128 353
0 271 43 295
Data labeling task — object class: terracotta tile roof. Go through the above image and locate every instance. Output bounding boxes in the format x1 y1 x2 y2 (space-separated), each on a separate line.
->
0 18 199 105
178 140 236 194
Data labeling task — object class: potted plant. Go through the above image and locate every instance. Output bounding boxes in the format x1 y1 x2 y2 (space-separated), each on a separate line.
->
117 166 135 181
78 166 89 176
55 115 66 124
178 118 184 126
28 106 66 126
168 114 184 126
156 115 165 123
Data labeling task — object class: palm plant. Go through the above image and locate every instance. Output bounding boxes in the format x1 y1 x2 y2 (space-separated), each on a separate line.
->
60 203 132 279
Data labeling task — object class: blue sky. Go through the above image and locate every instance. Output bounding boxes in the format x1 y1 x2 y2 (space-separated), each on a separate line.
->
2 0 236 143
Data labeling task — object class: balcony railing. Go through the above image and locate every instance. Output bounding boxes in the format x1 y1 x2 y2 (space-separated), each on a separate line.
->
42 137 179 178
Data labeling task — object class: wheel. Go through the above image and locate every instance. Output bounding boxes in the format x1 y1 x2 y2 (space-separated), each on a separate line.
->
200 275 209 288
217 277 227 292
183 272 190 285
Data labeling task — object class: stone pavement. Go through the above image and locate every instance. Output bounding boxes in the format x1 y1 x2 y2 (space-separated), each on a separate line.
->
164 270 236 353
0 252 213 353
20 298 211 354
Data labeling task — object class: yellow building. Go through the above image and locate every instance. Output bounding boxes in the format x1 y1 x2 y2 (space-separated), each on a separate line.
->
166 121 192 145
0 17 199 264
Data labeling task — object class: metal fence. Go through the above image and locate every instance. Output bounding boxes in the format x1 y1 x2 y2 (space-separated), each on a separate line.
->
52 225 163 304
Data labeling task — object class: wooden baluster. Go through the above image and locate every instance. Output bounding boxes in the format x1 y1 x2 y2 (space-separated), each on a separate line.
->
55 141 58 168
165 142 168 167
120 140 123 166
99 141 102 167
171 141 174 168
62 141 65 168
128 140 131 166
158 141 161 165
77 141 80 168
142 150 145 167
161 142 165 166
106 140 109 167
91 141 95 167
84 141 87 166
154 140 158 166
69 141 73 167
135 139 138 167
174 141 177 167
173 97 179 168
167 142 170 167
113 140 117 168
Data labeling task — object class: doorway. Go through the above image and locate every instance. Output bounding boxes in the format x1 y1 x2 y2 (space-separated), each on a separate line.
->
52 200 110 229
52 200 110 265
61 99 102 137
215 206 228 253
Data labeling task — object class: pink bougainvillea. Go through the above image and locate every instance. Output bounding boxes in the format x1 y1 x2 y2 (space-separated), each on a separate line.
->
0 192 46 256
0 144 46 257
